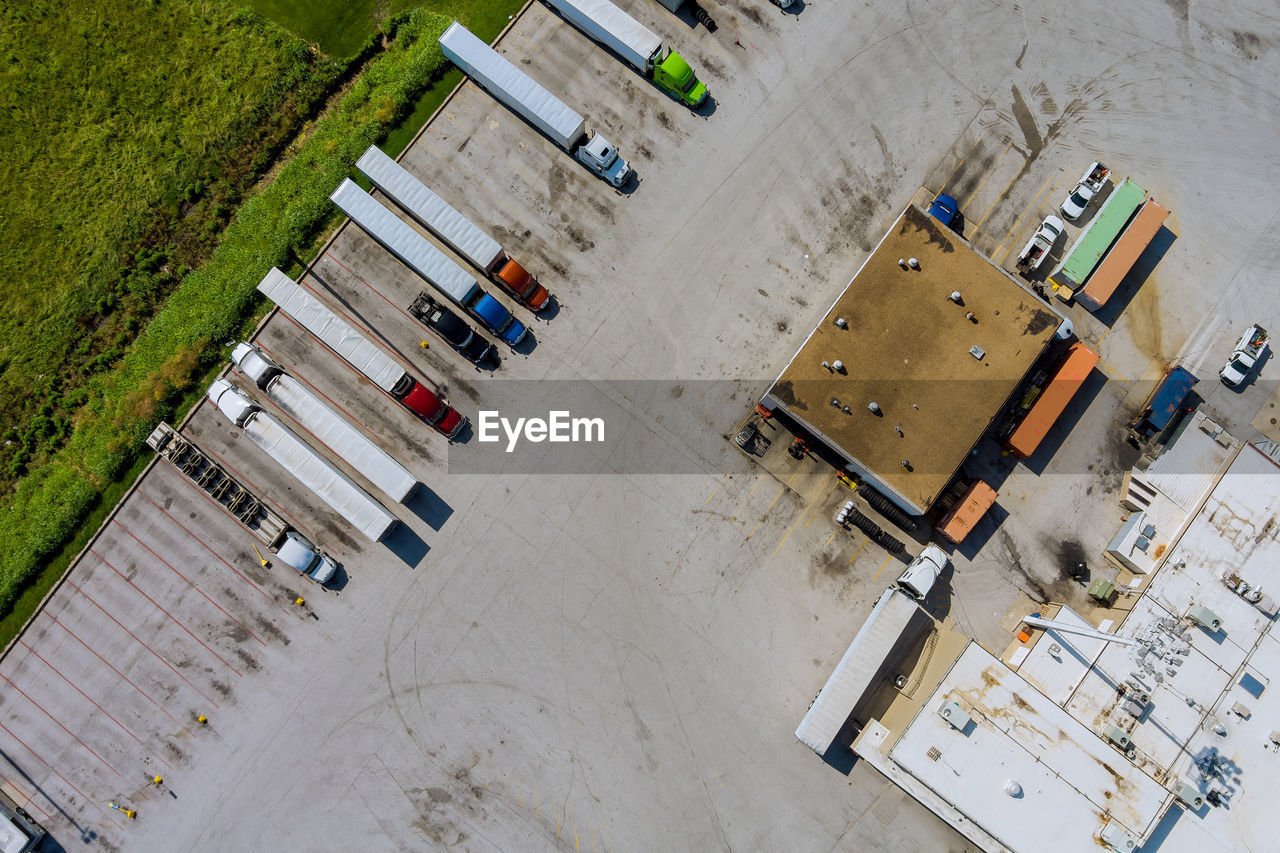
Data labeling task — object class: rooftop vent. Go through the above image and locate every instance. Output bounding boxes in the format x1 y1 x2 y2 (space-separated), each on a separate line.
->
832 359 845 373
908 257 920 269
835 317 848 329
949 291 963 304
868 402 881 415
969 345 986 360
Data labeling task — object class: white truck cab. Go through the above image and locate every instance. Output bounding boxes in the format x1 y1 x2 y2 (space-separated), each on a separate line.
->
276 531 338 585
577 133 631 186
895 544 949 599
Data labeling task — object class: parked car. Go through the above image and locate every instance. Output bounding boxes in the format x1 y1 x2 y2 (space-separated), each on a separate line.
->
1220 325 1270 387
1060 161 1110 220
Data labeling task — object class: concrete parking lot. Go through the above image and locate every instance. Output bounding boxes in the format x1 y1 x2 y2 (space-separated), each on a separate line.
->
3 0 1280 849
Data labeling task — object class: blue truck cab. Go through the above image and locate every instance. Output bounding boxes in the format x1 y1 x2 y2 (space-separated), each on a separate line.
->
1129 365 1198 440
927 193 959 228
471 293 528 346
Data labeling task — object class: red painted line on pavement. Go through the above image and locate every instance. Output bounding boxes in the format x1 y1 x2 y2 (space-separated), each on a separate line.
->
16 639 171 767
66 580 222 709
46 614 190 730
111 520 267 648
0 670 123 778
135 488 275 602
0 720 106 815
4 786 52 821
89 550 244 676
16 639 171 768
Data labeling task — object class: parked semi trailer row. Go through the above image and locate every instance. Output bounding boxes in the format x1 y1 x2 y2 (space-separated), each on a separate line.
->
355 145 551 312
257 266 467 437
207 379 399 543
329 179 529 348
230 342 420 504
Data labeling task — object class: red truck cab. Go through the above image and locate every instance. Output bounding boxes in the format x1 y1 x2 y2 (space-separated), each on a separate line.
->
395 377 465 439
495 259 551 311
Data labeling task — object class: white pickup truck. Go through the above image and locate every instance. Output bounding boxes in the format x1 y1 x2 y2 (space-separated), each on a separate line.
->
1060 161 1110 220
1220 325 1270 387
1016 215 1065 273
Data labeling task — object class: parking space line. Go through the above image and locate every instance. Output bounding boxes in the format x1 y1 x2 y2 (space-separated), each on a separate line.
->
0 718 107 816
962 142 1012 210
972 152 1029 232
46 614 189 728
1096 359 1132 382
113 521 268 648
994 173 1057 262
65 581 221 708
771 503 814 556
16 639 170 767
847 535 868 563
0 670 124 779
90 551 245 677
135 489 282 608
702 459 741 505
871 555 894 581
944 128 988 189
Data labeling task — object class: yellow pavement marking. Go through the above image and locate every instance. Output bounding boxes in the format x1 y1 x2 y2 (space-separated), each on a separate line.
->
1097 359 1132 382
703 459 741 504
848 536 868 563
824 531 836 547
962 141 1012 209
764 483 787 513
944 128 988 189
995 173 1057 262
772 503 815 556
973 151 1029 232
872 555 894 581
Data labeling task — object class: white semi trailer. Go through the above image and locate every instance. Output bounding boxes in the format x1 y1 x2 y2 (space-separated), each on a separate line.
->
256 268 466 437
544 0 707 107
231 342 419 504
354 146 550 312
438 21 631 186
206 379 398 543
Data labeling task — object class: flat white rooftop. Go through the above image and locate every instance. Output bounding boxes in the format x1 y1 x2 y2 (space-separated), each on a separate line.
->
877 642 1170 851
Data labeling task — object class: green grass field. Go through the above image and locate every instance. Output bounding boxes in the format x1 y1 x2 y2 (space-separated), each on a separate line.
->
0 1 346 485
248 0 522 58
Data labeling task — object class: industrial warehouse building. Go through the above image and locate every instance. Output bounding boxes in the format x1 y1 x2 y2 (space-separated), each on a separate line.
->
760 204 1065 516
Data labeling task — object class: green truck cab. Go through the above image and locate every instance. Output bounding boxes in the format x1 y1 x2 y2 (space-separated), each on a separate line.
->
654 50 707 107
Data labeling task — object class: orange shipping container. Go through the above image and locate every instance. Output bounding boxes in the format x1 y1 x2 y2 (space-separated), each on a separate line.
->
1002 343 1100 459
935 480 998 545
1077 199 1170 312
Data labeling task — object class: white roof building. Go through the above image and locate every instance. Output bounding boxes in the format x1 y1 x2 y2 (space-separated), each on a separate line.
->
850 441 1280 852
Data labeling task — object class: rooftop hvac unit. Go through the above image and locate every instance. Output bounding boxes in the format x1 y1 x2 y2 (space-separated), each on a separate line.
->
1186 605 1223 632
1173 780 1205 810
1099 822 1138 852
938 700 973 732
1102 723 1131 750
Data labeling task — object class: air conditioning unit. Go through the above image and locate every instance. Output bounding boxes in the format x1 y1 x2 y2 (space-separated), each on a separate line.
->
1103 723 1131 750
1186 605 1223 632
1173 780 1205 810
938 700 973 732
1099 821 1138 852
